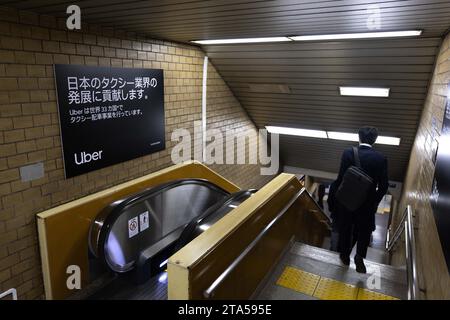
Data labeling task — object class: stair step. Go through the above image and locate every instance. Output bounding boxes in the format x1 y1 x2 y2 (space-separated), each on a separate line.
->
255 241 407 300
291 242 406 285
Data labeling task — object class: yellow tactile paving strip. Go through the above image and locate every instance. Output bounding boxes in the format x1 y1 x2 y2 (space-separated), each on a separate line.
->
276 266 320 296
357 288 399 300
314 277 358 300
276 265 399 300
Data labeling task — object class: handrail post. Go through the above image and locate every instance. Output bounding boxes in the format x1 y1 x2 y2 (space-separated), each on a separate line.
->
387 206 408 252
405 205 419 300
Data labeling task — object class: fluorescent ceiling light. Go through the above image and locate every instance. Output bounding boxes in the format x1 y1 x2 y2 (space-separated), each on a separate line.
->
290 30 422 41
192 30 422 46
327 131 359 142
266 126 327 138
191 37 292 45
339 87 390 97
375 136 401 146
266 126 400 146
327 131 400 146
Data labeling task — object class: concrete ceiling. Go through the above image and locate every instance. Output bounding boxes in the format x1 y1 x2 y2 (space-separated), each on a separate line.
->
3 0 450 180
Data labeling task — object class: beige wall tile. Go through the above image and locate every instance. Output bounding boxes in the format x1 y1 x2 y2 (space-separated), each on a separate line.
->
0 7 274 299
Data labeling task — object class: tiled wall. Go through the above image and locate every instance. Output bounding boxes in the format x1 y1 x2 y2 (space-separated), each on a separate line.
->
0 7 274 299
393 33 450 299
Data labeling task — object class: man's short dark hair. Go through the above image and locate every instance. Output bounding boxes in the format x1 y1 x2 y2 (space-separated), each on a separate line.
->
358 127 378 145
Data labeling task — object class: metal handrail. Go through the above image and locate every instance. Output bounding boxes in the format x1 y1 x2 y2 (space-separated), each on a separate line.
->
203 188 306 298
0 288 17 300
405 206 419 300
386 206 408 251
386 205 419 300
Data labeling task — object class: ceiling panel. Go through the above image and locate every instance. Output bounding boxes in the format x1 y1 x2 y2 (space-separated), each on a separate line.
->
204 36 441 180
2 0 449 180
2 0 450 40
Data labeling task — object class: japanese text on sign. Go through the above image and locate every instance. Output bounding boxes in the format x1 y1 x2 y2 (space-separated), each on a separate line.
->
67 76 157 105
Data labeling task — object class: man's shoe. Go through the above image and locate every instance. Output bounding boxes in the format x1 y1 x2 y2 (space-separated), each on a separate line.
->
339 254 350 266
354 255 367 273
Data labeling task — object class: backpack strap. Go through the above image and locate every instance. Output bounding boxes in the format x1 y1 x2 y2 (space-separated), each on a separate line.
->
353 146 361 168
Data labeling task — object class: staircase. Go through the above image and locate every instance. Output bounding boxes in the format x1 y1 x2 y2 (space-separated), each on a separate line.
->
255 242 407 300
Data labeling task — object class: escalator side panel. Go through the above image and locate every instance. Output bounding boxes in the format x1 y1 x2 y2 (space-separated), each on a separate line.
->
135 189 257 284
90 179 230 274
174 190 257 252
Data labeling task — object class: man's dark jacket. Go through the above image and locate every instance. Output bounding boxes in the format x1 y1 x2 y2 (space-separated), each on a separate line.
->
328 145 389 231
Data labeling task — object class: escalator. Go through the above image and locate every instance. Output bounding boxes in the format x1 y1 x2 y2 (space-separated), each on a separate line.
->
72 174 408 300
82 179 255 300
168 174 410 300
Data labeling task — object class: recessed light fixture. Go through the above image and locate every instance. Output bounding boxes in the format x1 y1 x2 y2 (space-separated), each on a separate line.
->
191 30 422 45
266 126 327 138
158 272 168 283
159 259 168 268
339 87 390 97
289 30 422 41
266 126 400 146
191 37 292 45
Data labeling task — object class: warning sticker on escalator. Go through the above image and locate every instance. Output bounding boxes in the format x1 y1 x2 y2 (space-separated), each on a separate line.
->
140 211 149 231
128 217 139 238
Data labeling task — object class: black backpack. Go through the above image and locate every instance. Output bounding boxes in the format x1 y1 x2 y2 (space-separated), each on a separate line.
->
335 147 374 212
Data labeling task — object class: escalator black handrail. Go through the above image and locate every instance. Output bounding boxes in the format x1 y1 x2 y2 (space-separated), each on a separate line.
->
174 189 257 252
89 178 230 268
404 205 419 300
203 188 306 298
93 178 229 230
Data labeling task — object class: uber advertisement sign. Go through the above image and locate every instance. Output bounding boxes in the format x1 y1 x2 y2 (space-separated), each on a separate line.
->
54 64 165 178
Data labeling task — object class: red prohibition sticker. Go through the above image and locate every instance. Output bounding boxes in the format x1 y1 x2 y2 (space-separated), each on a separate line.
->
128 217 139 238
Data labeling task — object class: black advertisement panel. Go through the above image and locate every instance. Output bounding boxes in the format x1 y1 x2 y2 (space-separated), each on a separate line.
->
431 83 450 272
54 64 165 178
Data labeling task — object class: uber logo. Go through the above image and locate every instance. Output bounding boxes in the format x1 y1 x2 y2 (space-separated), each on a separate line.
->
74 150 103 165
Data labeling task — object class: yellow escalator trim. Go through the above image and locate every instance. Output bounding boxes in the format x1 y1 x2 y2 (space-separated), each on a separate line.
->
357 288 399 300
276 266 320 296
313 277 359 300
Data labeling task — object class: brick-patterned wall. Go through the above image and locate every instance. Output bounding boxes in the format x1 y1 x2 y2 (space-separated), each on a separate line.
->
206 64 275 190
0 7 274 299
393 33 450 299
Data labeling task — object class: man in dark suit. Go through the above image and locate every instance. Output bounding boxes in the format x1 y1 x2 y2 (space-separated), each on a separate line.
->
328 127 389 273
